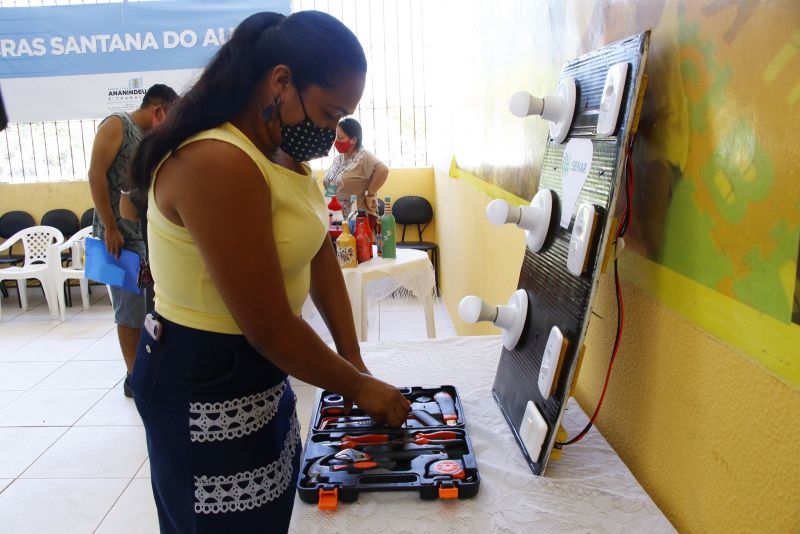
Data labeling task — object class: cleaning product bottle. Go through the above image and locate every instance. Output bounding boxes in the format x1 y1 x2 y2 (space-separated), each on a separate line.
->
355 212 372 263
336 222 357 268
375 218 383 257
347 194 358 235
380 196 396 259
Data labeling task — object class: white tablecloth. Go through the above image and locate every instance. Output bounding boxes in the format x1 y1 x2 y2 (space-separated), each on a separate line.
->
289 336 675 533
340 247 436 341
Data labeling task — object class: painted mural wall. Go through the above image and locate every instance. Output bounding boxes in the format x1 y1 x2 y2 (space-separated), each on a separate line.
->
429 0 800 336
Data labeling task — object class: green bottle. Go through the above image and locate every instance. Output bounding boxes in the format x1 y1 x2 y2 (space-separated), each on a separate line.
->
380 196 396 259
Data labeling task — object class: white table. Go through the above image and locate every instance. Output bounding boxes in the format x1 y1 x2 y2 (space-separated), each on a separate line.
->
289 336 675 534
341 247 436 342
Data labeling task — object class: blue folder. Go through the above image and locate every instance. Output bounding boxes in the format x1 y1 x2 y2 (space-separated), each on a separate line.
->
84 237 142 294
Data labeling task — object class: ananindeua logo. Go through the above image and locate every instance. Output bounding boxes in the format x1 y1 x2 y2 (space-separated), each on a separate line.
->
106 76 147 113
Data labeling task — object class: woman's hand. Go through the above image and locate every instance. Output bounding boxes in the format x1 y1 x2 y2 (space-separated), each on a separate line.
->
351 375 411 427
365 192 378 211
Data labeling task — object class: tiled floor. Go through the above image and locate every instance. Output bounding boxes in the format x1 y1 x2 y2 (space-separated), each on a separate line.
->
0 287 454 533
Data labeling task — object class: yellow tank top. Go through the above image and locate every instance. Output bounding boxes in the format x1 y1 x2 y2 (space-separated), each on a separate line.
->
147 122 328 334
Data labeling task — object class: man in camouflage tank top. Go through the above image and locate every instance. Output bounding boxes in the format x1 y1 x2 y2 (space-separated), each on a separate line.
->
88 84 178 397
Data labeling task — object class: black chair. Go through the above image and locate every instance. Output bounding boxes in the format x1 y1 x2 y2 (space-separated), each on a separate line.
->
0 211 36 300
392 196 440 292
80 208 95 229
41 209 80 239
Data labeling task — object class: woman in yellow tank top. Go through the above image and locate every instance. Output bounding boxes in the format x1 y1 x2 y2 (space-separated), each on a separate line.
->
127 11 409 534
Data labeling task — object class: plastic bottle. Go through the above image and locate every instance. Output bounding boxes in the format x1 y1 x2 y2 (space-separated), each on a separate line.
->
380 196 396 259
375 218 383 258
355 212 372 263
347 194 358 235
328 195 344 224
327 196 344 247
336 222 357 268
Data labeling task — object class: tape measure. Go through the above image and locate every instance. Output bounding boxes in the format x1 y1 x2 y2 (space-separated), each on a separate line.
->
429 460 465 479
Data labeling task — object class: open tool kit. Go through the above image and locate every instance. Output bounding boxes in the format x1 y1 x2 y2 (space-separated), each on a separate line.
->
297 386 480 510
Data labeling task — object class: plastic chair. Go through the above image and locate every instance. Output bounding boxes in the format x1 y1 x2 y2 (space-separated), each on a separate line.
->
0 211 36 298
0 225 64 321
392 196 440 292
42 209 80 267
50 226 93 320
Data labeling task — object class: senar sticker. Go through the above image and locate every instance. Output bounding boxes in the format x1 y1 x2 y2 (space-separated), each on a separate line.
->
560 138 593 228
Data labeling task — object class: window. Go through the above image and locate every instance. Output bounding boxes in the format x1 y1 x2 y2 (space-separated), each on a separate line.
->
0 0 430 183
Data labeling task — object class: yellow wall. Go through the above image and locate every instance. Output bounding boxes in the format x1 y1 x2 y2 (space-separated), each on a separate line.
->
579 258 800 533
314 166 437 243
435 168 800 532
434 168 524 335
1 167 437 245
0 181 93 227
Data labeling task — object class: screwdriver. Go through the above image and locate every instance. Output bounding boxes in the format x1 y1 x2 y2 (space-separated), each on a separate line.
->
434 391 458 426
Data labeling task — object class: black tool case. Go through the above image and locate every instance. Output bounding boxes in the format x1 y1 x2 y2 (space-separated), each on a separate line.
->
296 385 480 510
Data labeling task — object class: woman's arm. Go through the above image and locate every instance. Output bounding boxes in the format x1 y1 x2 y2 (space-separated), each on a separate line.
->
156 140 408 425
364 161 389 211
308 239 368 373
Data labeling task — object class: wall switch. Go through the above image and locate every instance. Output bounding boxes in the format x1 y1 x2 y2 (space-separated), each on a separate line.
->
538 326 564 399
485 190 554 253
519 401 548 463
458 289 529 350
597 62 628 137
567 203 598 276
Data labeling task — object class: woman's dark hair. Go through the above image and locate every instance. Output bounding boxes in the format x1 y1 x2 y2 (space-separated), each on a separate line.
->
338 117 363 149
129 10 367 196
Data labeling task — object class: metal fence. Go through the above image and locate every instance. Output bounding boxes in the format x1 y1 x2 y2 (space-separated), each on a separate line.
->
0 0 430 183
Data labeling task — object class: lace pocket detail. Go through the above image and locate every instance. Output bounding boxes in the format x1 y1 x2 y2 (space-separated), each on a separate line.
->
189 380 287 443
193 413 300 514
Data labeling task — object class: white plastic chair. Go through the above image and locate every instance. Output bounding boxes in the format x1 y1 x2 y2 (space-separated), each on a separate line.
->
50 226 93 321
0 225 64 321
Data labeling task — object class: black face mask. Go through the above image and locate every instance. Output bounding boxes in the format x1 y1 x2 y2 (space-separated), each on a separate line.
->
262 92 336 162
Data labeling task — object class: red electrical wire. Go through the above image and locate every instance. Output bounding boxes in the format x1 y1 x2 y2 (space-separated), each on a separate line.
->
556 145 633 447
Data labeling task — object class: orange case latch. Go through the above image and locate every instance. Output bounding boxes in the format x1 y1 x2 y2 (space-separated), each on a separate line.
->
318 486 339 511
438 482 459 500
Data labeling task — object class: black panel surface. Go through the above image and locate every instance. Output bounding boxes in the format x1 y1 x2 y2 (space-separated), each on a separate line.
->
492 32 650 475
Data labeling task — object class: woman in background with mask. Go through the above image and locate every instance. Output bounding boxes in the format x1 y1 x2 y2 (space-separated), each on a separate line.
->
128 11 410 534
323 117 389 230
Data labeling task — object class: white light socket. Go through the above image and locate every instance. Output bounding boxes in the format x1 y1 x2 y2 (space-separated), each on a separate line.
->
567 203 598 276
508 78 577 144
597 62 629 137
519 400 548 463
458 289 529 350
485 190 554 253
538 326 564 399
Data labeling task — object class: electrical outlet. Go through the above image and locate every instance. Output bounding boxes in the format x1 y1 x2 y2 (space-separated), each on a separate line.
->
567 203 598 276
519 401 548 463
597 62 628 137
538 326 564 399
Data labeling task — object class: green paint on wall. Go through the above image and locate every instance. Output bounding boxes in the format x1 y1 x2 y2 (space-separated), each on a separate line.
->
678 15 732 134
661 177 735 289
702 121 774 225
734 220 799 323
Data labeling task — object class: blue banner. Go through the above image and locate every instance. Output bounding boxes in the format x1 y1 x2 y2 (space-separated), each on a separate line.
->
0 0 290 79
